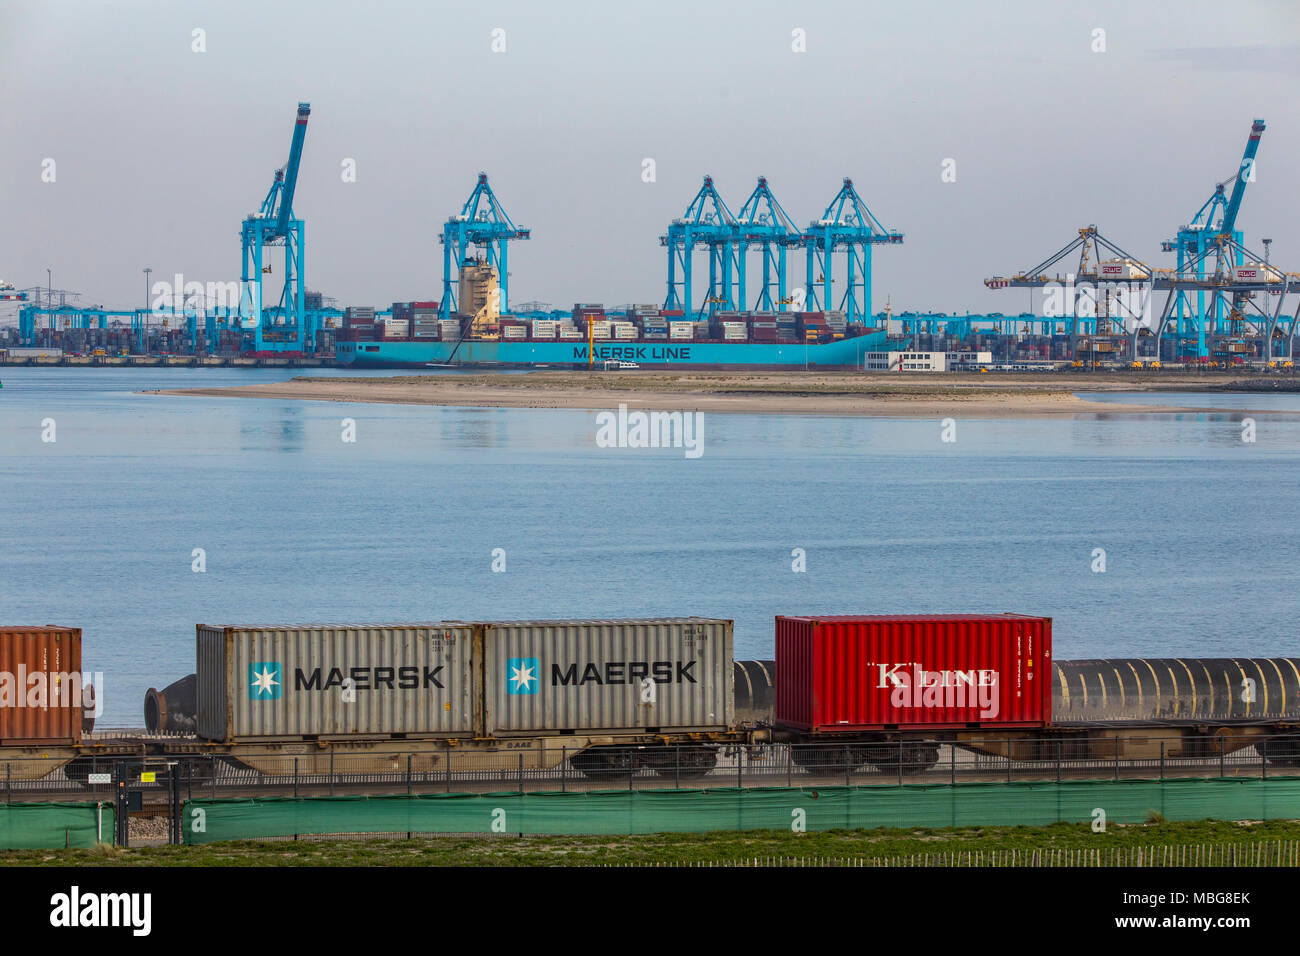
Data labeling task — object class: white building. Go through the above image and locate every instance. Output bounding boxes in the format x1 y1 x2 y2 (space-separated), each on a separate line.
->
862 350 993 371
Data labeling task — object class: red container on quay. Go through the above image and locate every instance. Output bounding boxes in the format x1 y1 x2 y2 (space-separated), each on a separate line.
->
775 614 1051 732
0 627 85 744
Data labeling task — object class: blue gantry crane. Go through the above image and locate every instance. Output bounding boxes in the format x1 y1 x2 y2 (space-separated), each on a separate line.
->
239 102 312 351
661 175 740 319
803 178 902 321
733 177 801 312
439 173 531 319
1161 119 1265 357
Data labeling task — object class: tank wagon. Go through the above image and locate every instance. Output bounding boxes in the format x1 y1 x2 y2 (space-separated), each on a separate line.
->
3 614 1300 783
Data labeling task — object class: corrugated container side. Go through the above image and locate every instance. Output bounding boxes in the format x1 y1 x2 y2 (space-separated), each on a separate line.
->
0 627 84 744
482 619 733 735
776 614 1051 732
197 624 476 741
196 625 226 740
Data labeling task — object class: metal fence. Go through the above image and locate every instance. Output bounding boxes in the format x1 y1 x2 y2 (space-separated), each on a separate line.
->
613 841 1300 867
2 733 1298 808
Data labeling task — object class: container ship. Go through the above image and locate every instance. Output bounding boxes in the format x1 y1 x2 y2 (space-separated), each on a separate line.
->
335 266 892 370
335 305 893 370
336 323 892 370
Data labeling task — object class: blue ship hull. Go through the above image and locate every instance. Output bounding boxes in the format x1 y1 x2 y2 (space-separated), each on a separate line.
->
337 331 891 369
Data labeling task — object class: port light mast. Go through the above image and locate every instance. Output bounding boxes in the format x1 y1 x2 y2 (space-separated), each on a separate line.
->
439 173 531 320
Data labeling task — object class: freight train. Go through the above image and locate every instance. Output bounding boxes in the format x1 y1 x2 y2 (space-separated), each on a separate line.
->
3 615 1300 785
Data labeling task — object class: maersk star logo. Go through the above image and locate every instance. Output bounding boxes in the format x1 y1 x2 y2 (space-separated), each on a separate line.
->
506 657 539 695
248 662 282 700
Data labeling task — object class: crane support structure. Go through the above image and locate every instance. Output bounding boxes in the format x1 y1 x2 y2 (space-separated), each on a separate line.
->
239 102 312 352
734 177 801 312
661 175 901 321
1162 119 1266 357
439 173 531 320
661 175 739 319
803 178 902 321
983 119 1300 362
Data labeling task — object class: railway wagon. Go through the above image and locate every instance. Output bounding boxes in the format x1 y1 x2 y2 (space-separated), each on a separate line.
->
144 618 741 778
6 615 1300 784
752 614 1300 770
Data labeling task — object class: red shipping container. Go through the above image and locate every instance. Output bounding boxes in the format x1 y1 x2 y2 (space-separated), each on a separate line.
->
775 614 1050 732
0 627 85 744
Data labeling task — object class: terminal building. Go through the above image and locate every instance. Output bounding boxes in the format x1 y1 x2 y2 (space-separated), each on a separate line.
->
862 350 993 372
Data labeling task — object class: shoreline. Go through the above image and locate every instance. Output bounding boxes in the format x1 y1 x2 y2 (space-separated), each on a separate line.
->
147 372 1298 418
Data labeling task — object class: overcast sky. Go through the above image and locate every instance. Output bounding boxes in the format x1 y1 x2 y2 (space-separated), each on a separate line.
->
2 0 1297 321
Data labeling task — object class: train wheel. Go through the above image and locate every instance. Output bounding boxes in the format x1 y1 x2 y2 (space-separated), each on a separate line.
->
791 745 862 774
866 743 940 774
647 747 718 779
909 743 941 771
569 748 633 780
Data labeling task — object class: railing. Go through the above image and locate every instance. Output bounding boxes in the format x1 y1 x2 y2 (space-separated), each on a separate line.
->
3 734 1298 806
612 842 1300 867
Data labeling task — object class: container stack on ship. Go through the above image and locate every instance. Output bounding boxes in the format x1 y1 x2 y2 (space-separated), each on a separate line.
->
334 295 896 369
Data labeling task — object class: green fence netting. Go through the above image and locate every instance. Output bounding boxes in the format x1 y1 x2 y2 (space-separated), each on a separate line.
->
0 802 113 849
182 777 1300 844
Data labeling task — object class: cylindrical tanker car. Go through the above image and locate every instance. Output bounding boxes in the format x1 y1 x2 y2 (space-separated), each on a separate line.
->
3 614 1300 783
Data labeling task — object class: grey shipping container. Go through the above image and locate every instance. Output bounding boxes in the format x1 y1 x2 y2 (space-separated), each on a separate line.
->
196 623 476 741
481 618 733 735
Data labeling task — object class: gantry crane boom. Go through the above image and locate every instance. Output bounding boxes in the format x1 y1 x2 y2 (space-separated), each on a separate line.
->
275 103 311 235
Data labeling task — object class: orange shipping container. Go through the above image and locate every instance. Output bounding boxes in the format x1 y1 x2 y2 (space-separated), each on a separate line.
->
0 627 85 744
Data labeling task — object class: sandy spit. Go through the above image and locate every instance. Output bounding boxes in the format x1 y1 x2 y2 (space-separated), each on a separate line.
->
146 371 1282 418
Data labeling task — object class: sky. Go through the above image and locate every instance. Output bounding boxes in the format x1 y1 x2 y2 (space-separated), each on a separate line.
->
1 0 1298 321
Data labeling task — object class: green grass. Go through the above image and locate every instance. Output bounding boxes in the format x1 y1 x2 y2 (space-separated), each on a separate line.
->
3 818 1298 866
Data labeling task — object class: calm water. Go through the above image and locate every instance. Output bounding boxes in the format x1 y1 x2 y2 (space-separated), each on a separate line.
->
3 367 1300 725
